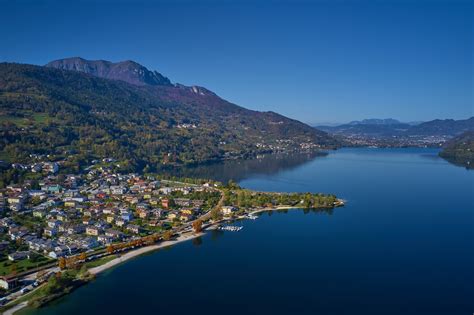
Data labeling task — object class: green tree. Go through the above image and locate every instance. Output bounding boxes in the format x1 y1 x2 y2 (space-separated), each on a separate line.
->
211 208 222 221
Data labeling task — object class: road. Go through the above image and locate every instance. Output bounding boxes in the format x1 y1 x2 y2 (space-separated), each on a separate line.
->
176 187 224 232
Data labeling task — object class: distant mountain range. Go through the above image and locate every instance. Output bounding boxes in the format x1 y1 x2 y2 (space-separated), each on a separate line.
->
408 118 474 136
0 58 337 174
317 117 474 137
347 118 402 126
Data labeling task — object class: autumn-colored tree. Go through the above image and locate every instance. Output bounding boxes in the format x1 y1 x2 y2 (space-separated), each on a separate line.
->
106 245 114 254
58 257 67 270
10 263 17 276
79 252 87 261
162 230 173 241
192 220 203 233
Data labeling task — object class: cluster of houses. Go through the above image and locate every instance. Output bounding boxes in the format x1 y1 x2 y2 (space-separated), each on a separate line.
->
11 161 59 174
0 165 219 267
253 139 323 152
176 123 197 129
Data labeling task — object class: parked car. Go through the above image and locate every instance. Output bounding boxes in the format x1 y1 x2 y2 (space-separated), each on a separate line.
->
0 297 10 305
20 287 30 294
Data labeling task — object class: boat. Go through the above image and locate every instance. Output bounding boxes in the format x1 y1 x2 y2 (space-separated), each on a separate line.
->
218 225 243 232
247 215 258 220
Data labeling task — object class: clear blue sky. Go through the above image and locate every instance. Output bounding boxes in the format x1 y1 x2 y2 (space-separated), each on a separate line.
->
1 0 472 125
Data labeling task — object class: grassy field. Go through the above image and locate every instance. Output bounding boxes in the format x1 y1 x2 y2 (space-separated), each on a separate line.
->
0 115 29 127
0 257 53 276
84 255 118 269
0 150 11 162
0 112 53 128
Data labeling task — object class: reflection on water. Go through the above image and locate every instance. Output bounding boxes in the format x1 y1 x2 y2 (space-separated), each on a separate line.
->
210 229 225 241
261 207 335 217
158 151 328 183
192 236 203 247
440 155 474 170
301 207 334 215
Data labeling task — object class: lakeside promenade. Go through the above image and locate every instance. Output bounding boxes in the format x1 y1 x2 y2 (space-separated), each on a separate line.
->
89 231 206 275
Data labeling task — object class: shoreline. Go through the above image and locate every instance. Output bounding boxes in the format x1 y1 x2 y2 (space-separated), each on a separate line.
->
2 302 28 315
248 205 300 215
3 203 344 314
1 232 207 315
68 202 347 276
248 201 345 216
89 203 332 275
89 231 206 275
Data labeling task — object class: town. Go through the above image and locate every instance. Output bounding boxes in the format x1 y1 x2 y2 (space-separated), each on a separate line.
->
0 158 342 312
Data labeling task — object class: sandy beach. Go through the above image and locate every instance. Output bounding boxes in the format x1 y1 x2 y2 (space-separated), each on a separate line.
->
89 232 205 275
248 205 299 215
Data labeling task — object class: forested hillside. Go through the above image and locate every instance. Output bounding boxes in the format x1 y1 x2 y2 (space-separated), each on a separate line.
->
439 131 474 169
0 62 337 179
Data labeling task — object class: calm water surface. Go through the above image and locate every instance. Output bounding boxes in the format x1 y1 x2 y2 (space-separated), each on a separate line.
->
22 148 473 315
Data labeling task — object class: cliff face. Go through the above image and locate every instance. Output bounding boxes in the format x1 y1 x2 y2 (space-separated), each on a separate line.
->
46 57 172 86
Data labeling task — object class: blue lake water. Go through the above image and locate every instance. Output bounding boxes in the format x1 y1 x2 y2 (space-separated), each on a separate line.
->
22 148 474 315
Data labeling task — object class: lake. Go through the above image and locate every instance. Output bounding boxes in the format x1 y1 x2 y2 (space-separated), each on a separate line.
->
21 148 474 315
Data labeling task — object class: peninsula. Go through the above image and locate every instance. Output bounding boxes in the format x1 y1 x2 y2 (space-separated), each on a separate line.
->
0 159 343 314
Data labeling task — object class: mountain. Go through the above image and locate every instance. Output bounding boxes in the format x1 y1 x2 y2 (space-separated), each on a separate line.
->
318 117 474 138
439 131 474 169
317 120 412 137
406 121 424 126
408 118 474 136
0 60 337 176
347 118 401 126
46 57 172 86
